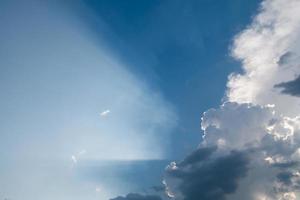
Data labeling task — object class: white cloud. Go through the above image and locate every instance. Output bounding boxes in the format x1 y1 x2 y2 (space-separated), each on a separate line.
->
165 102 300 200
164 0 300 199
201 102 274 149
227 0 300 117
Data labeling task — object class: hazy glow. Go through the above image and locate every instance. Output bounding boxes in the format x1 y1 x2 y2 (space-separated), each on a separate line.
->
0 0 176 199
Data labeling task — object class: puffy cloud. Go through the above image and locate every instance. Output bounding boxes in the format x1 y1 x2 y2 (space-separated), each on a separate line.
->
193 0 300 198
164 103 300 200
227 0 300 117
163 0 300 194
200 91 300 179
201 102 274 149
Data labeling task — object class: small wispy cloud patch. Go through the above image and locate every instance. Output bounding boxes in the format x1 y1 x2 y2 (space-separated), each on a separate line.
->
100 110 111 117
71 149 86 165
275 75 300 97
165 147 250 200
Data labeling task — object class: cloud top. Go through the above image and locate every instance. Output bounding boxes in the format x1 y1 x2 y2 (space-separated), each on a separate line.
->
163 0 300 199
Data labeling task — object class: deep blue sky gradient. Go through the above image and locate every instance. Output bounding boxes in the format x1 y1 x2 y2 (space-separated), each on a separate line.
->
79 0 261 158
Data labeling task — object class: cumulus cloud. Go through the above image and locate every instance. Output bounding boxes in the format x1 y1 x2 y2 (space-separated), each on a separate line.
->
201 102 274 149
227 0 300 117
100 110 111 117
163 0 300 200
164 102 300 200
112 0 300 199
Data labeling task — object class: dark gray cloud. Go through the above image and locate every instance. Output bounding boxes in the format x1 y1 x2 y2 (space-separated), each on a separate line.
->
277 171 294 186
275 75 300 97
110 193 162 200
277 51 293 65
165 147 250 200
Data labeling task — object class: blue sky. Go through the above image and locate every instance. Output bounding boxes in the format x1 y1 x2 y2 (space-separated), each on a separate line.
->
9 0 300 199
78 0 261 157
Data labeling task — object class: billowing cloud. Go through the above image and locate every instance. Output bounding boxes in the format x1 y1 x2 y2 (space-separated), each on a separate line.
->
164 102 300 200
227 0 300 117
163 0 300 199
111 0 300 199
201 102 274 149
